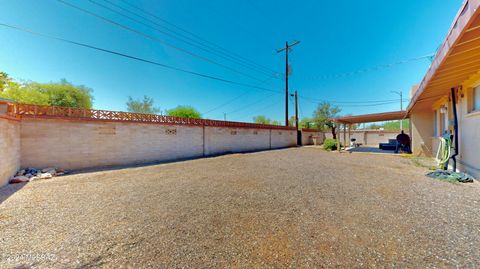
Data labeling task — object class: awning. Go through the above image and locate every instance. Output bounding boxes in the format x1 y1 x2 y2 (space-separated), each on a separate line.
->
408 0 480 112
333 111 407 125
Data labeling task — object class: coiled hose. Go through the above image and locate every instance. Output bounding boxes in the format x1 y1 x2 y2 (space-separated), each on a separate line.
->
435 137 451 169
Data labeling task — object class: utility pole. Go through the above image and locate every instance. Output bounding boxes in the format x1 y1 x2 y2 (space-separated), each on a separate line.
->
391 90 403 130
291 90 300 145
223 112 226 121
277 40 300 127
290 91 299 130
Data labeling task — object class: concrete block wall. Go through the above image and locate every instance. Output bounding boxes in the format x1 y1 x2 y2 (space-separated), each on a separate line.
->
324 130 399 146
271 129 297 148
204 127 271 156
0 118 295 186
301 131 325 145
0 116 20 186
20 119 204 170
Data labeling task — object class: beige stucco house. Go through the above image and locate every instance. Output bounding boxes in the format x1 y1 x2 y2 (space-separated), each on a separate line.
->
408 0 480 178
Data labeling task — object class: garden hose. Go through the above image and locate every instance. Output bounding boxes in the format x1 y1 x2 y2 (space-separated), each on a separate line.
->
435 137 451 169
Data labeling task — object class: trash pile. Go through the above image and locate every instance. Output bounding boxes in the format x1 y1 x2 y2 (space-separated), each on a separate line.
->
426 170 475 183
9 167 68 184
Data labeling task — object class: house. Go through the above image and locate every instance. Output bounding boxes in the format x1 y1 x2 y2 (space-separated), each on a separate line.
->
408 0 480 178
332 0 480 178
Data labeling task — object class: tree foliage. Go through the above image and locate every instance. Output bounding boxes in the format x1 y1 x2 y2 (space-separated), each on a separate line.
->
253 115 272 124
312 102 341 130
0 72 12 92
166 105 202 119
126 96 161 114
369 120 410 130
299 117 313 129
312 102 341 138
253 115 281 125
0 76 94 109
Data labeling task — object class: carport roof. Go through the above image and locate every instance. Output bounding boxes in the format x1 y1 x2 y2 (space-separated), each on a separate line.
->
333 111 407 125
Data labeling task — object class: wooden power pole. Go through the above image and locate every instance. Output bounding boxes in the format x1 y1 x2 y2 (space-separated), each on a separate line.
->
292 90 300 145
277 41 300 127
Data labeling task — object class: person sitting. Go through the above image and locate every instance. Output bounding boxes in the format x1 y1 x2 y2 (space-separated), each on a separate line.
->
395 130 412 153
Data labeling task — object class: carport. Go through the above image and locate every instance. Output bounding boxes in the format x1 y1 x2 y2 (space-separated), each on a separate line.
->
332 111 408 151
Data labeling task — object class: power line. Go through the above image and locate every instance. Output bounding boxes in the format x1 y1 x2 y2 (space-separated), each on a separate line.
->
118 0 280 76
56 0 265 82
232 99 280 121
298 97 305 119
202 77 274 115
202 91 250 115
226 92 278 115
90 0 279 79
298 95 409 104
303 53 435 80
1 21 422 111
0 22 281 94
300 97 404 107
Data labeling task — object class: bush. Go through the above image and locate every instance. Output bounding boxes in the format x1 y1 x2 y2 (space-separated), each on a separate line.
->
323 138 339 151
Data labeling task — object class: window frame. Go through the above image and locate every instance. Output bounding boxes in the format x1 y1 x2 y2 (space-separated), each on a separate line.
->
473 85 480 112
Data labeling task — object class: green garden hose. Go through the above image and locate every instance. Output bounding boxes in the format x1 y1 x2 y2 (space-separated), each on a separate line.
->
435 136 451 169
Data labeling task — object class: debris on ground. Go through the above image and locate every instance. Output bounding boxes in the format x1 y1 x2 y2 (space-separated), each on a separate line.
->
9 167 68 184
426 170 475 183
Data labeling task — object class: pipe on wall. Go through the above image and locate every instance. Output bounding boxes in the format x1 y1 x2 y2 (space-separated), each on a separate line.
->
450 87 459 172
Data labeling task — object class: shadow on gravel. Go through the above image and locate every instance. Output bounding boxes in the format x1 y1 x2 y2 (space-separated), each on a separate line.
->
0 182 26 205
60 146 295 177
0 147 297 204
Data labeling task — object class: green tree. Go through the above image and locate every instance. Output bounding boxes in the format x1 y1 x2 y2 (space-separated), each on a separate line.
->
369 123 382 129
382 119 410 130
288 116 296 128
368 120 410 130
299 117 313 129
166 105 202 119
0 72 12 92
29 79 93 108
126 96 161 114
253 115 272 124
0 79 93 108
312 102 341 139
271 120 281 126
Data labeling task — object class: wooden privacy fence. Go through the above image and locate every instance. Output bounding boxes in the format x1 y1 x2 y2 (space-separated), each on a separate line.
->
10 103 296 130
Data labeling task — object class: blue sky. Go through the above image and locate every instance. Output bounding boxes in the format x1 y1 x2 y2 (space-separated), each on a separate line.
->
0 0 462 123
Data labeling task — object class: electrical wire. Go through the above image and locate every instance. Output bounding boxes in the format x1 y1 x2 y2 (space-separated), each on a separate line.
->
300 98 403 107
226 92 278 115
232 99 280 121
303 53 435 80
0 22 281 94
3 20 407 111
56 0 265 82
202 77 275 115
298 95 409 104
118 0 280 76
90 0 278 79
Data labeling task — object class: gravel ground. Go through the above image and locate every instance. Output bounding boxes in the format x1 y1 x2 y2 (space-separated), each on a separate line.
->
1 147 479 268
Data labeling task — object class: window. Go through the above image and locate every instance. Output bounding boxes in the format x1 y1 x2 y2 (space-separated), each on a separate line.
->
439 106 447 135
433 110 438 137
474 85 480 111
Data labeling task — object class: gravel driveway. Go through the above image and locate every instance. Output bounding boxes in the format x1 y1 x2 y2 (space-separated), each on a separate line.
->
1 147 479 268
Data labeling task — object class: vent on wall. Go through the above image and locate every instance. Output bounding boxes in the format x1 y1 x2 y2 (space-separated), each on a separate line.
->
165 129 177 135
278 132 282 135
231 131 237 135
